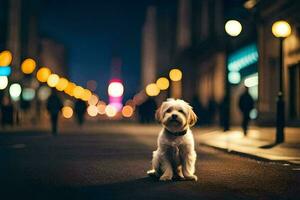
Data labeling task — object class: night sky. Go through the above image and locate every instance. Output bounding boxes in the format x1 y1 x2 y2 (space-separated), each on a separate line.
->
39 0 153 101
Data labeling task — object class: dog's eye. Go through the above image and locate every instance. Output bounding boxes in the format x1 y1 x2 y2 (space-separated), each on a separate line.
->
178 110 184 114
166 108 172 113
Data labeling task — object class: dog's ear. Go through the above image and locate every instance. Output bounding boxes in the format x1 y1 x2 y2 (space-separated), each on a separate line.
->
188 107 198 127
155 106 162 123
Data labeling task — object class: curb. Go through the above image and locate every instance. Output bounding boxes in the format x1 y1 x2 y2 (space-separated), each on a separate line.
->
199 142 296 165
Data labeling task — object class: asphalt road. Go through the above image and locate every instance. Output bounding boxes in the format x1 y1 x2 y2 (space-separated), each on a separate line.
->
0 124 299 200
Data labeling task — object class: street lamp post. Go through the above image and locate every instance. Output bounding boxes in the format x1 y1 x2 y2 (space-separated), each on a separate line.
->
271 20 291 144
224 20 242 131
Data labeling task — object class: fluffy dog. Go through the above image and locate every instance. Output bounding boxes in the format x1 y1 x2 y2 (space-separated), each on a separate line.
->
147 98 198 181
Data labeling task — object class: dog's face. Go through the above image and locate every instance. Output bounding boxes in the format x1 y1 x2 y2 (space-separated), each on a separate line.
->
156 98 197 133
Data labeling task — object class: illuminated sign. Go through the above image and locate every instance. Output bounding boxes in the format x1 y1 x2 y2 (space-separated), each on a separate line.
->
228 43 258 72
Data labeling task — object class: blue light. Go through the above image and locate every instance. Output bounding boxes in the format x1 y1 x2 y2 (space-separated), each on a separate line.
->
228 44 258 72
0 66 11 76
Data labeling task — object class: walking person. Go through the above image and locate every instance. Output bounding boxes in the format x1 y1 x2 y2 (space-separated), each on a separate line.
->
46 89 63 135
238 87 254 136
1 96 14 129
74 99 87 126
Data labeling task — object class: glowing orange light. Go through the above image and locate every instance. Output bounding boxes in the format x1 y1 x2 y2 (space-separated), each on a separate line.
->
81 89 92 101
73 86 84 99
169 69 182 81
97 102 106 115
0 50 13 67
87 105 98 117
56 77 69 91
21 58 36 74
64 82 76 96
88 94 99 105
145 83 160 96
122 105 134 118
62 106 73 119
36 67 51 82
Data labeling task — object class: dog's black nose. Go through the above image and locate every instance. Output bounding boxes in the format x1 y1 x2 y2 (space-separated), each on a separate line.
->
171 114 177 119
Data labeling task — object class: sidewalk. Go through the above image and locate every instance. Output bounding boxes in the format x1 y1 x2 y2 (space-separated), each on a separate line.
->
196 127 300 164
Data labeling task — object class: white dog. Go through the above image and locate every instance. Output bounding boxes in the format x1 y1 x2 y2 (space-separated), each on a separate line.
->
147 98 198 181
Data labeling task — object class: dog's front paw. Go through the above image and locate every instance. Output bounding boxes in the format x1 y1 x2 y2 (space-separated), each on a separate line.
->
147 169 159 178
185 175 198 181
159 175 173 181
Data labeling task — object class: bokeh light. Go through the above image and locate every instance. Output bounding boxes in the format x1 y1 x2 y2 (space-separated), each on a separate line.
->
62 106 73 119
97 101 106 115
47 74 60 87
145 83 160 96
169 69 182 81
225 20 242 37
38 86 51 101
22 88 35 101
0 66 11 76
64 82 76 96
0 76 8 90
56 77 69 91
81 89 92 101
87 105 98 117
122 105 134 118
88 94 99 105
156 77 170 90
108 81 124 97
37 67 51 82
272 20 291 38
21 58 36 74
73 86 84 99
9 83 22 100
105 104 117 117
0 50 12 66
86 80 97 91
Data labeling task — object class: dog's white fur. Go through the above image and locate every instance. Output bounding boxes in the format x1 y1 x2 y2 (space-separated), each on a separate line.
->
148 98 198 181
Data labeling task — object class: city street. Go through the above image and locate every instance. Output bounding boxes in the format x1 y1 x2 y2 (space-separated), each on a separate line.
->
0 123 299 200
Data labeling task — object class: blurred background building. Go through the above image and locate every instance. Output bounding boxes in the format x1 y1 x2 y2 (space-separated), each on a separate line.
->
141 0 300 127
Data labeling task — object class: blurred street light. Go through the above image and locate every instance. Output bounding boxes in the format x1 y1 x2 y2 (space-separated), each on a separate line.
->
271 20 291 144
81 89 92 101
0 76 8 90
21 58 36 74
9 83 22 100
73 86 84 99
62 106 73 119
87 105 98 117
64 82 76 96
169 69 182 81
105 104 117 117
108 81 124 97
86 80 97 91
37 67 51 82
272 20 291 38
56 77 69 91
97 101 106 115
0 50 12 66
145 83 160 96
47 74 60 87
122 105 134 118
88 94 99 105
225 20 242 37
156 77 170 90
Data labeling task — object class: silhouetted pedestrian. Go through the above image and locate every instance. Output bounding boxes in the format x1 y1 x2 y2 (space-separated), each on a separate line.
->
46 90 63 135
238 87 254 136
74 99 87 126
1 96 14 128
